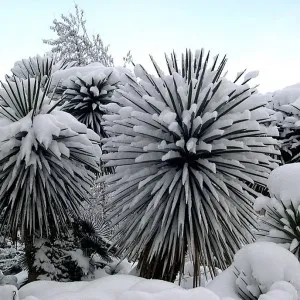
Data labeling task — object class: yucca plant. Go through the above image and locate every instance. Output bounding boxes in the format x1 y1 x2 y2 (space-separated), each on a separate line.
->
258 200 300 259
9 54 76 85
0 76 101 281
58 68 120 175
268 85 300 163
233 266 262 300
101 49 279 284
60 70 119 138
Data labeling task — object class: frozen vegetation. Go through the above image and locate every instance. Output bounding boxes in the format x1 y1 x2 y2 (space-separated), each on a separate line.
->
1 43 300 300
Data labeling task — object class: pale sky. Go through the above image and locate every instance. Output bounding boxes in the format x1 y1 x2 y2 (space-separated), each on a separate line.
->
0 0 299 92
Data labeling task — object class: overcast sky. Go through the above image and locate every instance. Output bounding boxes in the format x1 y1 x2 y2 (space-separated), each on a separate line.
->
0 0 299 92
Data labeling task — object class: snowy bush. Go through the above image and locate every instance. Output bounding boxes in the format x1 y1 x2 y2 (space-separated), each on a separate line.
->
59 66 120 138
207 242 300 300
268 84 300 162
0 237 24 275
31 209 115 282
256 163 300 259
102 49 279 283
0 76 101 280
8 54 76 87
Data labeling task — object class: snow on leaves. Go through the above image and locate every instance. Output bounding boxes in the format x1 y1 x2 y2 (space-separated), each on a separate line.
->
0 76 101 237
102 49 279 282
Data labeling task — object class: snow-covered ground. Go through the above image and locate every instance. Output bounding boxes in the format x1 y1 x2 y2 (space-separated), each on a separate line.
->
1 241 299 300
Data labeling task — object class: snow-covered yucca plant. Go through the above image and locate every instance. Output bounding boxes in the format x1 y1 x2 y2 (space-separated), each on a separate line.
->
0 76 101 280
9 54 76 84
60 69 120 138
102 49 279 283
258 201 300 260
268 84 300 162
231 242 300 300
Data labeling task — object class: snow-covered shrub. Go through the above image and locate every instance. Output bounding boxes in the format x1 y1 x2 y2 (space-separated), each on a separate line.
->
207 242 300 300
32 211 114 282
0 237 24 275
52 63 129 175
60 67 120 138
102 49 279 283
256 163 300 259
268 84 300 162
0 76 101 280
8 54 76 87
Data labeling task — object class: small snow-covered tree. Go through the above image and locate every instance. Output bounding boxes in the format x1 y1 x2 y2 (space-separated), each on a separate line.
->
0 76 101 281
43 5 113 67
102 49 279 284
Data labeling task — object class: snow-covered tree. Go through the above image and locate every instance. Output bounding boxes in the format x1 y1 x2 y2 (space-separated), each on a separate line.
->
43 5 113 67
101 49 279 284
0 76 101 281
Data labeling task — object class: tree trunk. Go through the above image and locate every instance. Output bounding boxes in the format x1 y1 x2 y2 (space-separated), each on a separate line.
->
23 230 39 282
137 241 186 283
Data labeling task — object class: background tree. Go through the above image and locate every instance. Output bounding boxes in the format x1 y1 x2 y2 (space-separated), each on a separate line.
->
43 5 114 67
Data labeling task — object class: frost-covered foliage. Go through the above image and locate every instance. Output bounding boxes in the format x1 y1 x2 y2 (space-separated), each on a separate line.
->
256 163 300 259
43 5 113 67
207 242 300 300
9 55 76 84
23 209 115 281
268 84 300 162
0 76 101 238
102 49 279 283
31 209 114 282
59 66 120 138
0 238 24 275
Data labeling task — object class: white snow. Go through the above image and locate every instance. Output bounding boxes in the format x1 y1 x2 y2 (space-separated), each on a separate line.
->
268 163 300 206
244 70 259 81
253 195 270 211
0 285 18 300
17 275 233 300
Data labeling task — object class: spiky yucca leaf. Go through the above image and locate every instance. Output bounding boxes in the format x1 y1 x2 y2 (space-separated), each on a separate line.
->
0 76 101 238
102 49 279 283
10 55 76 82
60 69 119 138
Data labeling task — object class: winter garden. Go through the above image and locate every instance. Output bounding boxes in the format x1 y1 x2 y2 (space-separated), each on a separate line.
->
1 4 300 300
